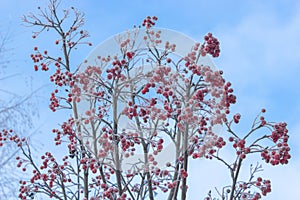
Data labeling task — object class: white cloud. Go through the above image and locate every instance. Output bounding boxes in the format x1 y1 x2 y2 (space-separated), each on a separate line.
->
215 4 300 89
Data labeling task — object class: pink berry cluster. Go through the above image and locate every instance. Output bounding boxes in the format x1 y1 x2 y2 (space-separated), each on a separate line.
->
43 58 75 111
142 82 156 95
50 64 74 87
184 43 209 75
255 177 271 197
239 178 271 200
97 135 114 158
189 130 226 160
52 118 76 146
223 82 236 114
72 65 102 98
126 51 135 60
229 137 249 159
142 16 158 29
261 144 291 166
106 59 127 80
18 153 73 199
270 122 288 143
260 122 291 165
164 41 176 52
204 136 227 159
232 113 241 123
202 33 220 57
119 133 139 153
30 47 49 71
0 129 25 147
152 138 164 154
80 157 101 173
48 68 74 112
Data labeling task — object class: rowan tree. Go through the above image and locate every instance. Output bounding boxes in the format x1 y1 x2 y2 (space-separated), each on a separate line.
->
0 1 291 199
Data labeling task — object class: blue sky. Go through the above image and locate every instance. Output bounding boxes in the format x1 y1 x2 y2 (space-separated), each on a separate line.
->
1 0 300 199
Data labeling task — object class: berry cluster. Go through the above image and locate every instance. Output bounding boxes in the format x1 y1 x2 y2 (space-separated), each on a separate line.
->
126 51 135 60
142 82 156 95
106 60 126 80
202 33 220 57
142 16 158 29
0 129 25 147
50 65 74 87
30 47 49 71
52 118 76 146
228 137 249 159
261 146 291 166
200 135 226 160
18 152 73 199
260 122 291 165
233 113 241 123
238 178 271 200
164 41 176 52
271 122 288 143
255 178 271 197
223 82 236 111
119 134 137 153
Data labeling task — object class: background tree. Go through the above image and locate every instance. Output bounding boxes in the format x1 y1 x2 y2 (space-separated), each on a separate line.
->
0 26 39 198
0 1 291 200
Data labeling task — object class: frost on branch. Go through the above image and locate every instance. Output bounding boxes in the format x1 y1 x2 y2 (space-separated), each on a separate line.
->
4 1 290 199
24 0 90 112
204 109 291 200
59 16 237 199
